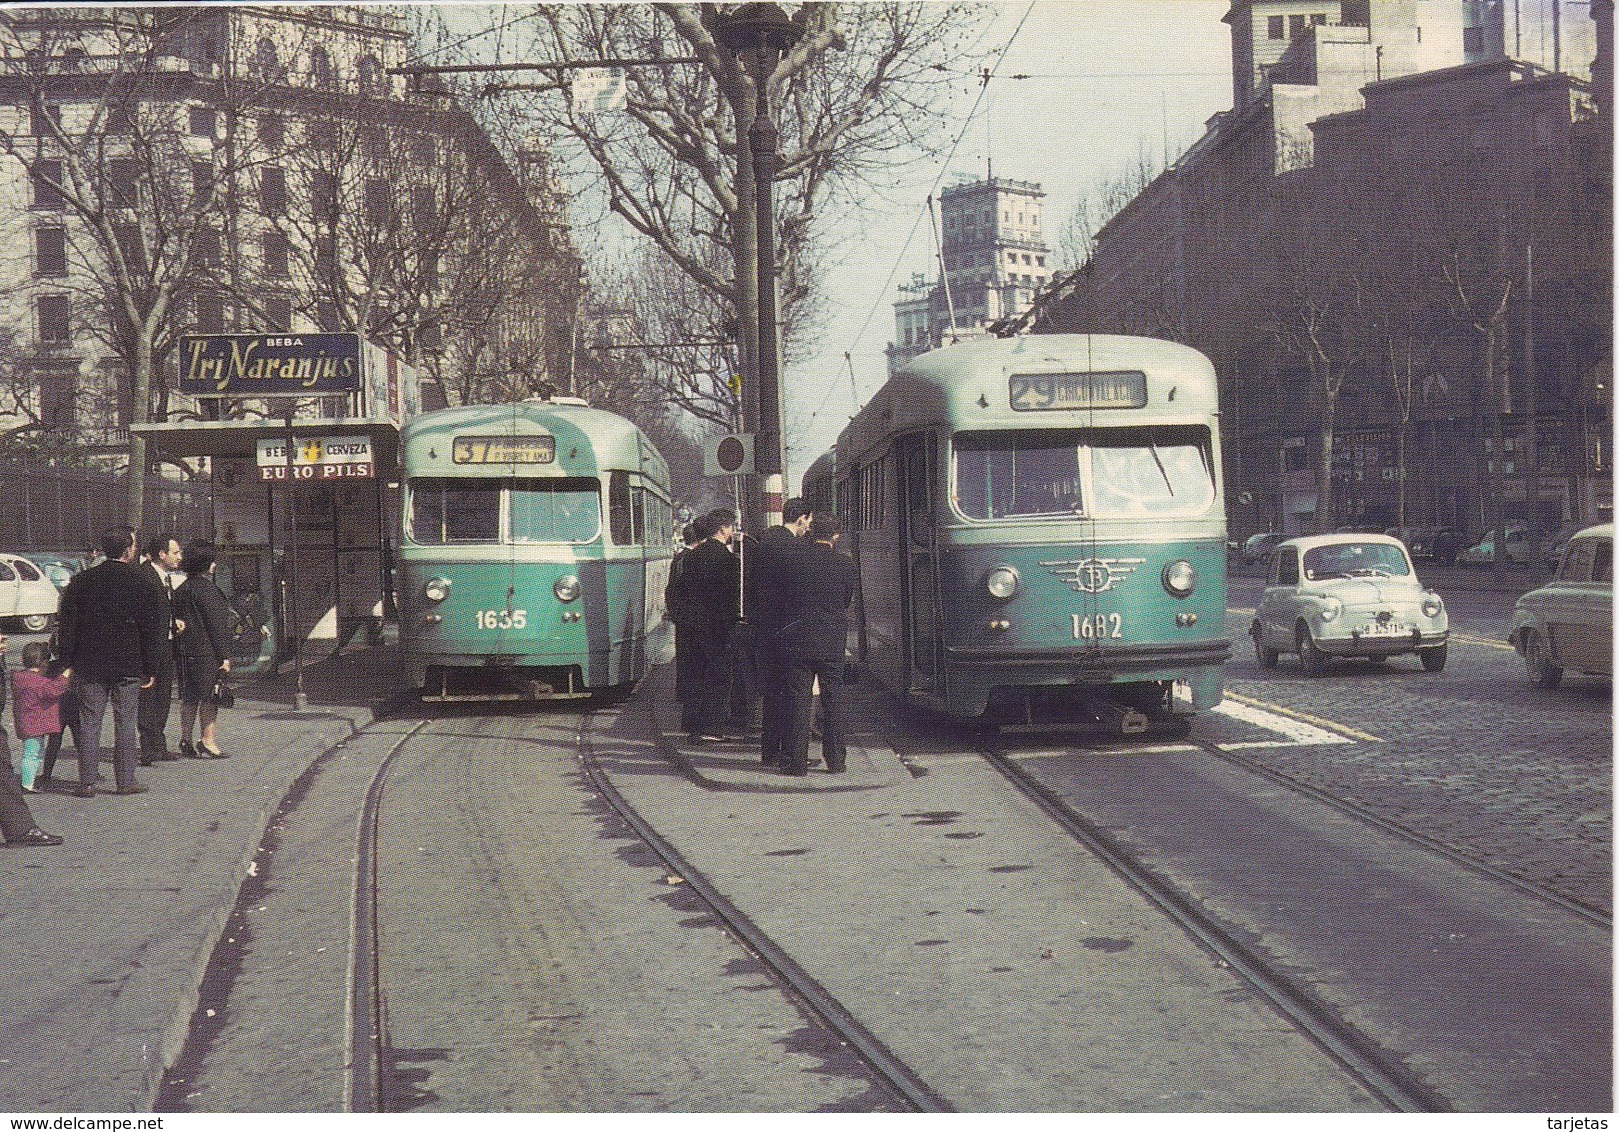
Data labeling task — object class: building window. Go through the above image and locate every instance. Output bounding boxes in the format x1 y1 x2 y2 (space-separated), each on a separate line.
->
259 113 285 150
107 158 139 209
365 178 392 228
1268 15 1285 38
31 160 64 209
194 228 221 268
1463 25 1484 54
262 230 289 278
189 106 216 138
30 100 61 137
260 166 287 215
1289 14 1305 36
310 119 338 151
36 227 67 276
39 370 76 432
314 235 337 277
358 55 383 93
255 38 281 81
195 293 223 333
114 224 146 275
263 295 292 331
311 170 339 222
191 158 213 207
412 186 435 230
310 46 335 89
315 300 341 332
37 294 70 345
362 127 388 164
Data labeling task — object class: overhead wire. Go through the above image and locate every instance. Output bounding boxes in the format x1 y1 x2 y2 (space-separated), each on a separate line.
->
798 0 1038 444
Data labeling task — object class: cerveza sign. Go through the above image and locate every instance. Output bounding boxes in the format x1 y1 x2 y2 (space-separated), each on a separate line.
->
177 333 361 396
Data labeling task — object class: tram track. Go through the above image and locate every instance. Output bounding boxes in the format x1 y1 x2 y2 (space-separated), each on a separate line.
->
345 707 946 1113
974 737 1447 1114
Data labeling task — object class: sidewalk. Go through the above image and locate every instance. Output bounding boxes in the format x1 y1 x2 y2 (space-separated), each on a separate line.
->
0 642 407 1113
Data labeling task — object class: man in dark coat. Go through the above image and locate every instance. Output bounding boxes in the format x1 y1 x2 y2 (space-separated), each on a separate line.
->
679 508 741 741
0 635 62 845
137 532 184 765
779 513 858 775
747 498 811 766
664 517 710 732
57 527 167 795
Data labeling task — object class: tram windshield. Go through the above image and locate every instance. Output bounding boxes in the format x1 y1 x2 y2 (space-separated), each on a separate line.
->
408 477 601 544
953 426 1215 520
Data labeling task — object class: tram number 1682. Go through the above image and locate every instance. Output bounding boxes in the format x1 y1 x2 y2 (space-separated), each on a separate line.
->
1072 612 1123 640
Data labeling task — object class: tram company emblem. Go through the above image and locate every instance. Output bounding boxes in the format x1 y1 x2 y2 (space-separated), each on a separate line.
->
1040 557 1146 594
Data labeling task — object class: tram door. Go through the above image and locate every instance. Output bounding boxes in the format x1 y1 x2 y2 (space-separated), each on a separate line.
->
895 433 939 691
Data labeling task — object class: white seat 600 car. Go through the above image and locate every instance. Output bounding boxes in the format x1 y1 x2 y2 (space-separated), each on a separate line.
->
1251 534 1448 674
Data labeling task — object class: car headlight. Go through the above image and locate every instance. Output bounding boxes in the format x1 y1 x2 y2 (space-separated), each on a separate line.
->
1421 593 1443 618
1318 597 1342 622
1162 560 1196 598
984 565 1019 601
553 574 581 603
423 577 451 603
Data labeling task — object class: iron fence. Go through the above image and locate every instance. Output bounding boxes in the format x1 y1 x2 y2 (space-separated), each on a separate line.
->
0 460 209 551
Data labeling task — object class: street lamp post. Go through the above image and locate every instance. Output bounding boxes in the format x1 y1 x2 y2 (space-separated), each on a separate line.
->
709 3 801 527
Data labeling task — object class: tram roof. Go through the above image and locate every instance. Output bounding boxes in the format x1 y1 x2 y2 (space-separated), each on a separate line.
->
839 334 1219 464
401 399 668 481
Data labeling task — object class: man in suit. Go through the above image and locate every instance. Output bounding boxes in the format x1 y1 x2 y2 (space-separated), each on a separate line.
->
57 527 167 796
137 533 184 764
680 508 741 741
747 498 811 766
664 516 710 733
779 513 858 776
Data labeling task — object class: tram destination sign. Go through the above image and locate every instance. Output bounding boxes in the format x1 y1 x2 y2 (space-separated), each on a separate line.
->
255 435 374 482
178 333 361 396
1008 370 1148 412
452 435 556 465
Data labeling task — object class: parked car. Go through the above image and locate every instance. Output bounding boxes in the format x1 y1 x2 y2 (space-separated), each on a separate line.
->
1508 523 1613 689
1241 531 1286 566
0 551 62 632
1395 526 1459 566
1539 524 1579 571
1251 533 1449 674
1458 524 1530 566
21 550 84 591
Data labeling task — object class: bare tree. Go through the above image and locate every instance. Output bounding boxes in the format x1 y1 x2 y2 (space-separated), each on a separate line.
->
1054 142 1165 271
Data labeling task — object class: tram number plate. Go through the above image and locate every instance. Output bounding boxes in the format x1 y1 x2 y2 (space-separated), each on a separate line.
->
1072 613 1123 640
475 609 528 630
1360 620 1409 637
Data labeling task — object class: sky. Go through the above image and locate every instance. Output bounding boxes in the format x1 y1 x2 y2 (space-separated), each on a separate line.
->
780 1 1236 484
435 1 1238 487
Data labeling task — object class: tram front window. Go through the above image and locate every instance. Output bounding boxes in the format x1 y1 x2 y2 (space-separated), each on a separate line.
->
954 426 1215 520
510 478 601 544
409 479 500 543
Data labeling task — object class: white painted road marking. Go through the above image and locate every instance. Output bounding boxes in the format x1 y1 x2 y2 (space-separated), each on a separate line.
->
1212 698 1358 748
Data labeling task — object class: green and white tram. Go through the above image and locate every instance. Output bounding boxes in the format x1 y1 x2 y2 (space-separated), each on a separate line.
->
400 398 674 701
835 334 1230 727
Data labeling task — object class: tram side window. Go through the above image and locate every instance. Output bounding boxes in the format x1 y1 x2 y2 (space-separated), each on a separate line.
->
511 477 602 544
631 487 646 544
609 471 634 545
855 459 885 530
409 478 499 543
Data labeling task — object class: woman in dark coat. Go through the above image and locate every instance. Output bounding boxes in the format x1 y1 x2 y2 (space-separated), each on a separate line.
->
173 541 232 759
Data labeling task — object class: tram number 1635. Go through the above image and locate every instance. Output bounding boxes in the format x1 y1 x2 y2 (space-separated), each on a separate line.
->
476 609 528 630
1072 612 1123 640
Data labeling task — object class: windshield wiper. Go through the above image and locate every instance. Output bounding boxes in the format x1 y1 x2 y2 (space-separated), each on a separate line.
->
1149 442 1173 497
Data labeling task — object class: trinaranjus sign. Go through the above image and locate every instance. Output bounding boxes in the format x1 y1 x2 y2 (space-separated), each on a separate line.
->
255 435 375 482
178 333 361 396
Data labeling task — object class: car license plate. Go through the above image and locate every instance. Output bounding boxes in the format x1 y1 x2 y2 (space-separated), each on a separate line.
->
1361 620 1409 637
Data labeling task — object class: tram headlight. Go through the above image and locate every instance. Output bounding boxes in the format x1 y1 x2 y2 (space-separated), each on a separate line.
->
423 577 451 603
1421 593 1444 618
1161 560 1196 598
984 565 1019 601
553 574 581 603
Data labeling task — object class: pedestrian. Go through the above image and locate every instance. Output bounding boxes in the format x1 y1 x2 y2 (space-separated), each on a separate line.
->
173 541 233 760
57 526 167 796
11 642 68 793
748 498 812 766
665 517 710 733
779 513 858 776
137 532 184 765
0 635 61 845
727 526 761 731
680 508 741 741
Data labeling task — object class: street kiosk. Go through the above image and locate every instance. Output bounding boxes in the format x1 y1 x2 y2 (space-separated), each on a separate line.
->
133 333 421 679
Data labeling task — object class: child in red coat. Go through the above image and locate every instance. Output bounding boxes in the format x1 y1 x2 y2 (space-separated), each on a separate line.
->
12 642 68 792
